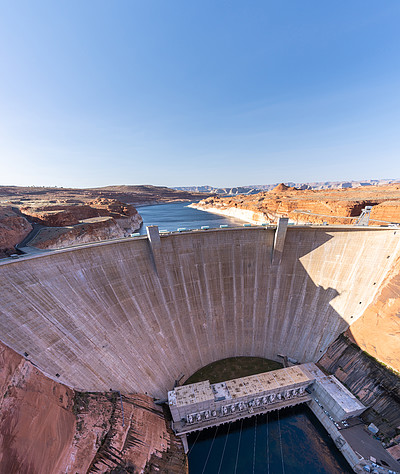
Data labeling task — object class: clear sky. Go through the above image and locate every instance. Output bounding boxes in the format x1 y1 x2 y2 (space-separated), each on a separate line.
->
0 1 399 188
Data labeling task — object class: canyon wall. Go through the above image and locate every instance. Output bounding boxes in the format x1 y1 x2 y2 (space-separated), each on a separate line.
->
319 334 400 438
1 226 399 398
0 341 76 474
29 216 139 250
193 183 400 225
348 251 400 372
0 207 32 257
0 341 185 474
20 198 143 251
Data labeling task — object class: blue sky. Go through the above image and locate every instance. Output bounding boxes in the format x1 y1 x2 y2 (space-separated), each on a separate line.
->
0 1 399 187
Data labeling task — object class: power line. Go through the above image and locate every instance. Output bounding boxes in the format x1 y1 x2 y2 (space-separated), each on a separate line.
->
266 413 270 474
201 426 218 474
188 429 201 456
277 410 286 474
253 416 257 474
234 418 244 474
217 423 231 474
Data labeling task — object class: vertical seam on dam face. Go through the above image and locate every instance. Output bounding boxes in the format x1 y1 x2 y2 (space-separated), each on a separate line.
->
0 227 399 398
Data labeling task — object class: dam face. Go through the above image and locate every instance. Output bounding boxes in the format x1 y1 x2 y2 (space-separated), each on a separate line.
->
0 226 399 398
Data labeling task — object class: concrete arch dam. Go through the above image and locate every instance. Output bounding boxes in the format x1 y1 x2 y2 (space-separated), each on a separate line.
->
0 226 399 399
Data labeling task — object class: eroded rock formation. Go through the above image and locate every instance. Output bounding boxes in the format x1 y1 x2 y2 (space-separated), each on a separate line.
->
0 207 32 257
192 183 400 225
348 253 400 373
0 341 185 474
19 198 140 227
28 217 132 249
0 341 76 473
17 198 144 250
0 184 213 257
319 334 400 438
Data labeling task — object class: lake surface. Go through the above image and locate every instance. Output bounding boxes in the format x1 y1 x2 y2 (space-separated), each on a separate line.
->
188 406 352 474
135 203 352 473
136 201 247 234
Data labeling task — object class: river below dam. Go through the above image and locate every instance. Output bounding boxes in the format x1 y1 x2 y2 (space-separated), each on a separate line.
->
136 202 352 473
188 405 352 474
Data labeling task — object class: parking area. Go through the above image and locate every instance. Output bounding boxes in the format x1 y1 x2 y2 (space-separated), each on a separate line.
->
340 422 400 472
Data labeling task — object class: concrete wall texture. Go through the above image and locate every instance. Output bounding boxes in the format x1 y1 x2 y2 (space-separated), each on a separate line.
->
0 226 399 398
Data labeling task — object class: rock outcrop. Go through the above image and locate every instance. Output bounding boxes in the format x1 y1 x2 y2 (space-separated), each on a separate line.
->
0 341 76 474
20 198 142 230
319 334 400 438
0 341 186 474
0 184 213 257
66 392 186 474
370 201 400 223
28 217 130 249
16 198 143 250
347 253 400 373
193 183 400 225
0 207 32 257
271 183 297 193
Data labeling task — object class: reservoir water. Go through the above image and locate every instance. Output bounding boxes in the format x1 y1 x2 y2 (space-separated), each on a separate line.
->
136 201 247 234
136 202 352 473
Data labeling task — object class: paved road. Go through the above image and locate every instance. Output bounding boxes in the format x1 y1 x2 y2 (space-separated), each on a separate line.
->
16 222 44 250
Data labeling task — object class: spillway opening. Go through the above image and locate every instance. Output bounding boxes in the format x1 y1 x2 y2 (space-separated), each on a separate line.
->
187 405 353 474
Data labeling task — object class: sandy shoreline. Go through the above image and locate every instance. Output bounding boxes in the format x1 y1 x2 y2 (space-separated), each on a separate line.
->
189 203 269 224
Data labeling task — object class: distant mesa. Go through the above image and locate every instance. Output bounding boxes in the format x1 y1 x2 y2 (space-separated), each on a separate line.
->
174 178 400 194
271 183 298 193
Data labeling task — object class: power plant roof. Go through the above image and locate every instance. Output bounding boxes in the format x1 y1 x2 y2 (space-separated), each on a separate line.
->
169 365 314 407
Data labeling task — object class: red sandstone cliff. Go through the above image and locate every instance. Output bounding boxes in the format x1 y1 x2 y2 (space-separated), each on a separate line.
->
319 334 400 438
20 197 142 231
0 342 76 473
28 217 132 249
193 183 400 225
0 207 32 257
19 198 141 227
0 341 186 474
9 198 143 251
370 201 400 223
0 184 213 257
347 253 400 373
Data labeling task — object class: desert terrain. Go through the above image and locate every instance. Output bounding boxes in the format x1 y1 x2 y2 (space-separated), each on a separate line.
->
192 182 400 225
0 185 212 257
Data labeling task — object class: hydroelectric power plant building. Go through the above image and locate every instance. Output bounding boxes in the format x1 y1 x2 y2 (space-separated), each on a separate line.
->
1 220 400 472
168 363 365 435
169 364 314 436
